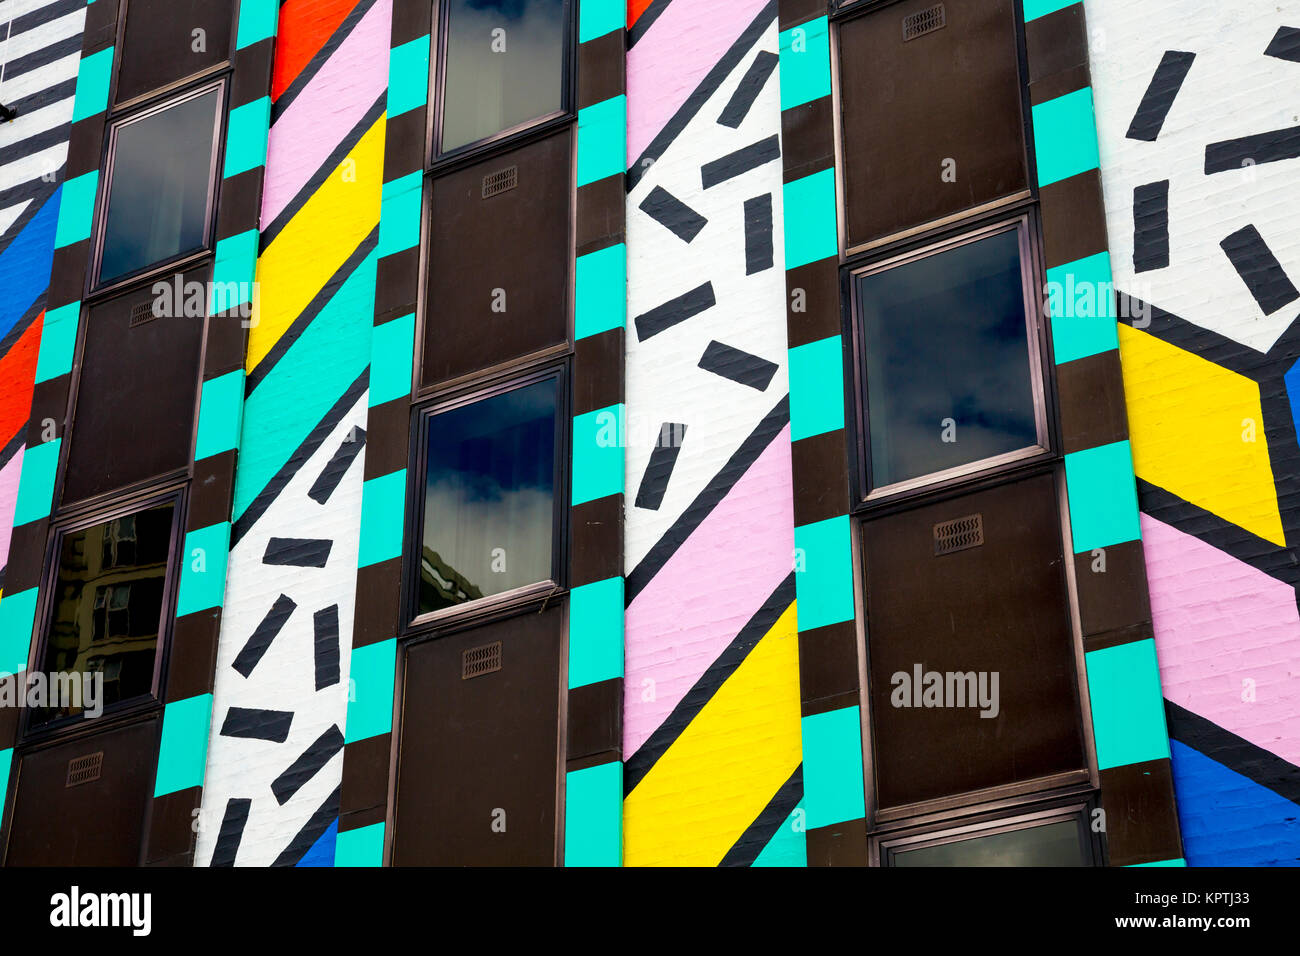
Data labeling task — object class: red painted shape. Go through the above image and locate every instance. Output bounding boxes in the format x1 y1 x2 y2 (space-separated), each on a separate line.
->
271 0 362 102
628 0 654 28
0 313 44 448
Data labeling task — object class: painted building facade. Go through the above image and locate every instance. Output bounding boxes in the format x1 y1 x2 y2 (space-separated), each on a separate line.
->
0 0 1295 867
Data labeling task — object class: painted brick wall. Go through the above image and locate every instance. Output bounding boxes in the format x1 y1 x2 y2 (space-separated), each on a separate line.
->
1086 0 1300 864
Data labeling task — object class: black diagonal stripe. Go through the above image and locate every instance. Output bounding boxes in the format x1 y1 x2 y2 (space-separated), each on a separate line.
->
698 340 778 391
0 291 46 365
314 605 341 690
1126 50 1195 142
270 0 381 122
633 281 715 341
220 707 294 743
272 785 342 867
742 192 773 274
627 396 789 602
245 227 379 394
0 183 60 261
701 134 781 188
6 78 77 120
1205 127 1300 173
638 185 707 242
232 594 297 677
231 371 369 546
259 94 387 250
624 574 796 794
634 423 687 511
1116 295 1267 378
1265 26 1300 62
271 725 345 806
0 175 59 226
8 0 83 36
0 121 75 169
210 798 252 867
628 0 673 47
0 34 83 82
627 0 777 191
718 50 778 128
263 537 333 568
1166 700 1300 806
0 426 29 474
308 426 366 505
1220 224 1300 314
720 764 803 867
1132 180 1170 273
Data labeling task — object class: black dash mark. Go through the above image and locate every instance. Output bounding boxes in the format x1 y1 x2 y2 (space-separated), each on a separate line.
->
1133 180 1170 273
272 725 345 806
220 707 294 743
718 51 778 128
233 594 296 677
698 340 778 391
1265 26 1300 62
1126 50 1195 142
1205 127 1300 173
743 193 773 274
639 186 707 242
263 537 333 568
210 798 252 867
314 605 341 690
634 282 716 341
701 135 781 188
635 424 688 511
1221 225 1300 314
308 426 366 505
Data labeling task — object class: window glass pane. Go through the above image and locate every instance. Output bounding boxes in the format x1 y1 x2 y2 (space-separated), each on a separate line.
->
34 503 176 726
857 227 1038 490
419 378 558 614
893 819 1088 867
100 90 219 284
440 0 566 152
116 0 233 104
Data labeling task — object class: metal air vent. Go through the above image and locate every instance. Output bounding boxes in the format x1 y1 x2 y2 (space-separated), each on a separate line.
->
482 165 518 199
462 641 503 679
66 752 104 788
933 513 983 556
129 300 160 327
903 3 946 41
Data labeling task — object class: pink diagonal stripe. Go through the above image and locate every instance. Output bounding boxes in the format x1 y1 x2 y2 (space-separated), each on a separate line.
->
0 446 25 570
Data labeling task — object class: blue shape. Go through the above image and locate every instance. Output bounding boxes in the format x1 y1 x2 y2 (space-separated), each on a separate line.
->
296 819 339 867
0 189 61 341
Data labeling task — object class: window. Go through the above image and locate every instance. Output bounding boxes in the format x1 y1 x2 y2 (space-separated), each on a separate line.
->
94 84 223 288
29 500 179 731
851 218 1049 498
880 804 1098 867
114 0 235 105
434 0 571 156
411 373 563 623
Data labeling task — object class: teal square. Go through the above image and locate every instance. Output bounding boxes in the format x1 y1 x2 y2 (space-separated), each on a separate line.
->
1022 0 1079 22
223 96 272 179
1046 252 1120 365
577 96 626 187
568 576 624 688
194 370 245 461
788 336 845 441
369 313 415 407
236 0 280 49
345 639 397 743
388 37 431 118
1032 87 1101 187
377 172 422 258
175 522 231 617
801 707 866 828
34 301 81 384
0 751 10 817
335 823 385 866
54 172 98 249
575 243 626 340
0 588 39 676
358 470 406 568
571 404 624 505
782 169 837 269
1064 440 1141 553
12 438 61 528
71 47 113 123
1085 639 1171 769
779 16 831 110
154 694 214 796
564 761 622 866
579 0 624 42
793 515 854 632
209 229 260 314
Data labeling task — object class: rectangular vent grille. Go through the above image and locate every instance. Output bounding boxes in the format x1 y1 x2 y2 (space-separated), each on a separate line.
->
462 641 502 679
934 513 983 556
129 300 159 327
66 752 104 788
903 3 946 41
482 166 518 199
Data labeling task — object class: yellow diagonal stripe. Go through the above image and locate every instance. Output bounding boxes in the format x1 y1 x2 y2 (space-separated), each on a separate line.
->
245 115 386 374
1119 323 1285 545
623 602 802 866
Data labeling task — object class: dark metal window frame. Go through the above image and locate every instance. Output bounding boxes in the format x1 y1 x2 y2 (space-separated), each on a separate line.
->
426 0 578 169
17 480 189 748
107 0 241 114
86 74 229 299
400 359 572 640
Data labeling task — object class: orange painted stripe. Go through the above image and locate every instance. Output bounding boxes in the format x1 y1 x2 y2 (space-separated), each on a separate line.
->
0 313 44 448
272 0 362 102
628 0 655 28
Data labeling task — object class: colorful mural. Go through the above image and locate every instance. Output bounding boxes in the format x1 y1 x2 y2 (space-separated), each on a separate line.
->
1087 0 1300 864
622 0 805 866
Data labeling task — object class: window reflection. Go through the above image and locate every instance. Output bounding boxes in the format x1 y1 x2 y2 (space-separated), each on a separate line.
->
857 227 1039 490
420 378 558 614
440 0 566 152
892 818 1089 867
34 503 175 726
99 89 219 284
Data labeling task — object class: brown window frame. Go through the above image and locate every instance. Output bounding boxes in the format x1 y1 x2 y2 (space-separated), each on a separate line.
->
107 0 241 114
